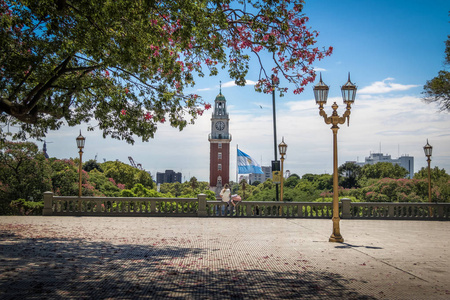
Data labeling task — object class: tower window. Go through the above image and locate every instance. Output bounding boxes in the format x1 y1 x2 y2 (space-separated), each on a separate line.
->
218 143 222 149
218 152 222 159
218 164 222 171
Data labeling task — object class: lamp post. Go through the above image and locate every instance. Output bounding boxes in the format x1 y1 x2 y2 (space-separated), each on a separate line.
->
272 75 280 201
423 140 433 214
278 137 288 202
76 131 85 197
313 73 357 243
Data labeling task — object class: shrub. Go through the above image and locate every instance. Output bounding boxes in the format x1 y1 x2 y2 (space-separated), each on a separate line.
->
10 199 44 215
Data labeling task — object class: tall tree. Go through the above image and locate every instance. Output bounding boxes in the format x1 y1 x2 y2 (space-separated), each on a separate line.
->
423 33 450 111
0 141 52 202
338 162 362 188
0 0 332 143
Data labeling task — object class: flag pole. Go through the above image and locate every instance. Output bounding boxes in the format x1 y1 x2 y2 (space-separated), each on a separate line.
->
236 144 239 184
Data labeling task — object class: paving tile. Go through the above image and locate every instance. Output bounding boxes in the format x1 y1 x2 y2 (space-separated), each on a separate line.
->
0 216 449 299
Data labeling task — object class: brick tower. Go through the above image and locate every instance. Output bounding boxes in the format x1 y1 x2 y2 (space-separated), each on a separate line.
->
209 90 231 191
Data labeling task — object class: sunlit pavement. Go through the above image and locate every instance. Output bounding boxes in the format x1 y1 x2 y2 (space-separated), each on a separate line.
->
0 216 449 299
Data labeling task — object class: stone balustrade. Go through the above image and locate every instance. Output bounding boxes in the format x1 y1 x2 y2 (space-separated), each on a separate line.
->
43 192 450 220
43 192 207 217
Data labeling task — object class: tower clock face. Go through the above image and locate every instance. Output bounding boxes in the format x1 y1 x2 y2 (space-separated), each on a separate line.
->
215 121 225 131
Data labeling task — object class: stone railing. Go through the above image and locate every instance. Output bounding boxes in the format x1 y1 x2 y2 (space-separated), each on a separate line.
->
206 200 333 218
43 192 450 220
341 198 450 220
43 192 208 217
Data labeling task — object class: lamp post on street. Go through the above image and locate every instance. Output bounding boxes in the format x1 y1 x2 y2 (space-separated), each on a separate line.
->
76 131 86 198
423 140 433 214
278 137 288 202
313 73 357 243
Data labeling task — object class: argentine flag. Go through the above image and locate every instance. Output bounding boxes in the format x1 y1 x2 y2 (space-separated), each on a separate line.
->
237 149 264 174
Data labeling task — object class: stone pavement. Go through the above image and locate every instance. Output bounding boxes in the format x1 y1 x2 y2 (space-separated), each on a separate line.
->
0 216 449 299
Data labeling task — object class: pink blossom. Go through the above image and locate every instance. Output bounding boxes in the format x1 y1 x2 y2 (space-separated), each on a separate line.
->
144 112 153 120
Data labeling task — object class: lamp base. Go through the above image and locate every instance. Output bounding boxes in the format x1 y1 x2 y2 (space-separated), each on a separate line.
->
329 234 344 243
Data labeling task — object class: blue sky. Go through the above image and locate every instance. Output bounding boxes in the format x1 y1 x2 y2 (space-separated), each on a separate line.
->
39 0 449 182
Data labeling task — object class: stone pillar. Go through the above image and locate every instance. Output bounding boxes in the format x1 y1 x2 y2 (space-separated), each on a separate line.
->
43 191 53 216
340 198 352 219
96 199 103 213
197 194 207 217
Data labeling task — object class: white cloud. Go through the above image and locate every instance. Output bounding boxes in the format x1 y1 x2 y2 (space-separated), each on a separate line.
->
197 87 211 91
222 80 257 88
314 67 327 72
359 78 420 94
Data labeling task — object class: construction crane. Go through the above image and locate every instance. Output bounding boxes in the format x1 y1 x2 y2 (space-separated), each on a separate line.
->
128 156 143 170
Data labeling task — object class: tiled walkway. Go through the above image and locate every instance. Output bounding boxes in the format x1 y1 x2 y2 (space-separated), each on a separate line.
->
0 216 449 299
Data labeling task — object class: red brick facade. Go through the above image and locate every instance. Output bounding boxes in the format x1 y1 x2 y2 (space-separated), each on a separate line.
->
209 142 230 187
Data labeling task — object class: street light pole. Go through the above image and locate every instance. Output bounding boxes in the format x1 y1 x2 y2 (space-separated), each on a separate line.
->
423 140 433 215
272 75 279 201
278 138 288 202
76 131 86 198
313 73 357 243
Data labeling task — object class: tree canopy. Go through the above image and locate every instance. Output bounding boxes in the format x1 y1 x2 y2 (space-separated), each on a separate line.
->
360 162 409 181
0 0 332 143
338 162 361 188
423 33 450 111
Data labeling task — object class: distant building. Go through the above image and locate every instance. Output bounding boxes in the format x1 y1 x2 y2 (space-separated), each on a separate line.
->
350 152 414 178
156 170 182 184
248 166 272 184
42 141 49 159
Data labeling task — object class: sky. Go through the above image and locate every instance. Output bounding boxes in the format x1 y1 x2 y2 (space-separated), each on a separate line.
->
30 0 450 182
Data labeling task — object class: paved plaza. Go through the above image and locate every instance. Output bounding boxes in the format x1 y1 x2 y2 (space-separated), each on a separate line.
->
0 216 449 299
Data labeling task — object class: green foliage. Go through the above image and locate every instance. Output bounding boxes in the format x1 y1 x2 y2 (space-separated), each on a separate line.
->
102 160 152 189
251 180 261 186
338 162 362 188
83 159 103 172
359 162 409 186
9 199 43 215
0 141 52 203
361 178 432 203
284 174 300 188
88 169 122 197
158 179 215 200
50 159 79 196
423 35 450 111
301 173 333 190
414 166 450 181
1 0 331 143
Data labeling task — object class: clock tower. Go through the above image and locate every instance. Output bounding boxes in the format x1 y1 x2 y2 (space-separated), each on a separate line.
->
209 90 231 190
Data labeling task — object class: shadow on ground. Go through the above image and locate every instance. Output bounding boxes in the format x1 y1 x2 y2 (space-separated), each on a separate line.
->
0 231 376 299
335 243 383 250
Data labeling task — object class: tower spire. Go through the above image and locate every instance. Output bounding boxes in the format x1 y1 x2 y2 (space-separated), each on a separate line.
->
219 81 222 95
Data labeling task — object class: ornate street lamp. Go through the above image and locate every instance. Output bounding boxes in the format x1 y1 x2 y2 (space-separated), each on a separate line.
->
423 140 433 212
313 73 357 243
76 130 85 198
278 137 288 202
